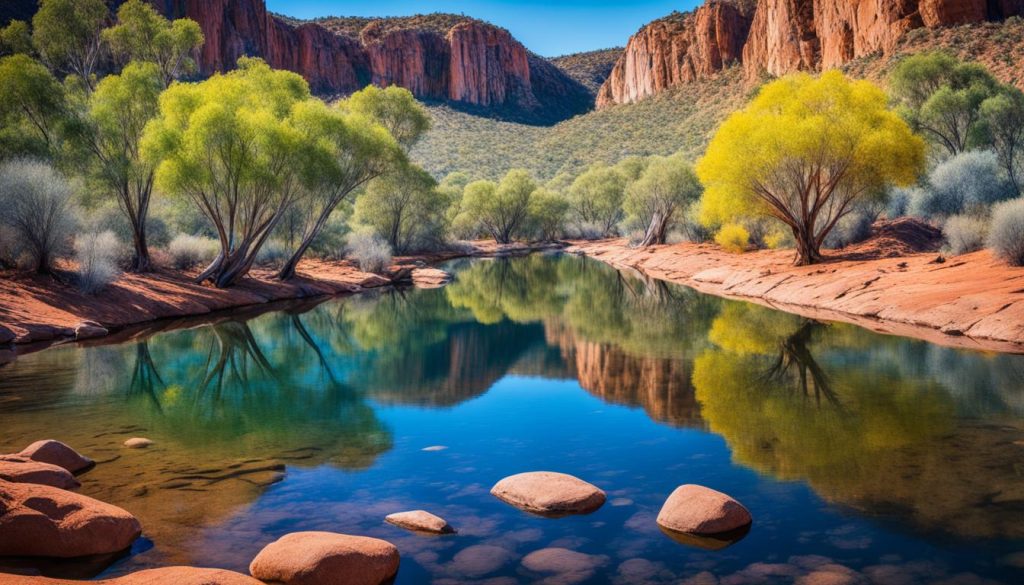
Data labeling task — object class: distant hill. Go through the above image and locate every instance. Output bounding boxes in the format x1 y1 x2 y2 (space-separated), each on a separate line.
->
550 48 623 96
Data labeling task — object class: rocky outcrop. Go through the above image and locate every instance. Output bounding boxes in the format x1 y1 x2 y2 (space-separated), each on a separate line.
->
149 0 587 115
597 2 753 107
598 0 1024 107
0 479 142 557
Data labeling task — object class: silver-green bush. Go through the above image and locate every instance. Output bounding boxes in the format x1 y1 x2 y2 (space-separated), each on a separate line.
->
167 234 219 269
75 231 121 294
987 198 1024 265
911 151 1014 219
0 159 77 272
346 230 393 274
943 214 989 255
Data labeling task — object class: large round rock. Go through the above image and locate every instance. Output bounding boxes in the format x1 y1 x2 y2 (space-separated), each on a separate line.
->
2 567 262 584
0 456 80 489
491 471 606 516
19 439 94 474
656 484 752 536
0 479 141 557
249 531 400 585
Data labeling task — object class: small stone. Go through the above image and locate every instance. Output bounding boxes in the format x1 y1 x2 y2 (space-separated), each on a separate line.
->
385 510 455 534
421 445 448 452
249 531 399 585
19 439 94 474
491 471 606 516
124 437 155 449
656 484 752 536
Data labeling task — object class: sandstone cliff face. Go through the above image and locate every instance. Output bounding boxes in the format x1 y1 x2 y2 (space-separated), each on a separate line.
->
597 2 752 107
599 0 1024 107
151 0 587 116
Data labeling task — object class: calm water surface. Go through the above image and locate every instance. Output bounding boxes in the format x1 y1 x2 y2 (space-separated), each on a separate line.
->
2 254 1024 584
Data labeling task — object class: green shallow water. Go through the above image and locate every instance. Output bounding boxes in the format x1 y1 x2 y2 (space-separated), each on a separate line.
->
1 253 1023 584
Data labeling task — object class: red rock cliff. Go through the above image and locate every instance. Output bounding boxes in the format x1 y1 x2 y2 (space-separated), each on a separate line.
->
152 0 586 114
597 1 753 107
598 0 1024 108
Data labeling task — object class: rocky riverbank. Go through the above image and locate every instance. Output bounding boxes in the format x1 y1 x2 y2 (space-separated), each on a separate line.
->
0 242 560 359
569 219 1024 354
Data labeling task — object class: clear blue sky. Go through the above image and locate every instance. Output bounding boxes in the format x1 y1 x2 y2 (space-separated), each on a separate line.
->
265 1 703 57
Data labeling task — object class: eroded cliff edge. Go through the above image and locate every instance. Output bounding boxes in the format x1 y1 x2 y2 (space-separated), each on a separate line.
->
598 0 1024 107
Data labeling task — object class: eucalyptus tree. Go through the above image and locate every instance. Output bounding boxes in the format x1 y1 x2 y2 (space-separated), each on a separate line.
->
352 163 449 254
143 58 314 287
458 169 538 244
625 153 702 246
341 85 431 152
102 0 204 87
32 0 108 90
0 54 67 159
274 98 402 280
567 164 627 237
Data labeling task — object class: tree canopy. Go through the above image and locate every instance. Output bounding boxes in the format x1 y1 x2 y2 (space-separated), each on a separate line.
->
103 0 205 87
697 71 925 265
32 0 107 89
625 152 702 246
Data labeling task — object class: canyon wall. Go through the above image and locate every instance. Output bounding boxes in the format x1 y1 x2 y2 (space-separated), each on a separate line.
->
152 0 586 115
598 0 1024 108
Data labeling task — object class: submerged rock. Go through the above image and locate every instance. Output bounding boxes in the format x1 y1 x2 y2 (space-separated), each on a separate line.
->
0 479 141 557
74 321 108 340
1 567 263 584
491 471 606 516
411 268 453 289
19 439 94 474
123 438 155 449
385 510 455 534
249 531 400 585
521 547 610 581
0 456 79 489
656 484 752 536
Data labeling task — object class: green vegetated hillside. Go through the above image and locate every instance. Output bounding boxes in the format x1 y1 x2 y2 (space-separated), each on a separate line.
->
412 67 749 181
549 47 623 96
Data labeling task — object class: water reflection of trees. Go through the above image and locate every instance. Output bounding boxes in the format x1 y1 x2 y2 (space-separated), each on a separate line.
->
693 303 1024 538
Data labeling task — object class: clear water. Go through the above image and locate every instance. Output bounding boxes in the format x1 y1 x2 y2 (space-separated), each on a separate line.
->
2 254 1024 584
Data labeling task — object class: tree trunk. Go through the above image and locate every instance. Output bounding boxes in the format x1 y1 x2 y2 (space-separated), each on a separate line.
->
128 226 152 273
276 233 316 281
793 225 823 266
638 211 670 247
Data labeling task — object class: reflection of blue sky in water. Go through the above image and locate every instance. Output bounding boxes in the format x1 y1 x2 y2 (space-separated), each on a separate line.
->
0 255 1023 584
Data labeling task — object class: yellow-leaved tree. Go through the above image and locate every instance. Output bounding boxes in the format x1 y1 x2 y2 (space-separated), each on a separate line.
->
696 71 926 265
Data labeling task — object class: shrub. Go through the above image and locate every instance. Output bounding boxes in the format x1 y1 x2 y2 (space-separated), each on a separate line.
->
347 230 393 274
987 198 1024 265
75 231 121 294
886 186 918 218
943 214 989 255
824 211 874 249
167 233 218 269
0 159 77 273
715 223 750 254
911 151 1014 219
255 239 290 267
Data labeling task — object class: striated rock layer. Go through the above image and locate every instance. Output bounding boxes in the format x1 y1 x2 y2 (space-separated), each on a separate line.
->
598 0 1024 107
151 0 587 115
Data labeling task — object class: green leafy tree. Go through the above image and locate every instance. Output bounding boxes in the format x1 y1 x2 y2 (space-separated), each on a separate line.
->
890 52 999 156
526 188 569 241
1 20 32 56
352 164 449 253
32 0 108 90
457 169 537 244
567 164 627 237
275 104 400 280
625 153 702 246
0 54 67 159
697 71 925 265
341 85 431 151
979 87 1024 196
76 61 163 271
143 58 314 287
102 0 205 87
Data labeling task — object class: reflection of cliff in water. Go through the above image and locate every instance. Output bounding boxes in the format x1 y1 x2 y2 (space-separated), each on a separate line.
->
545 319 702 428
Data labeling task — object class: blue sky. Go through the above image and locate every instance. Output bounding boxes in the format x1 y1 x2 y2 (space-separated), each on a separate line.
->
266 1 703 57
